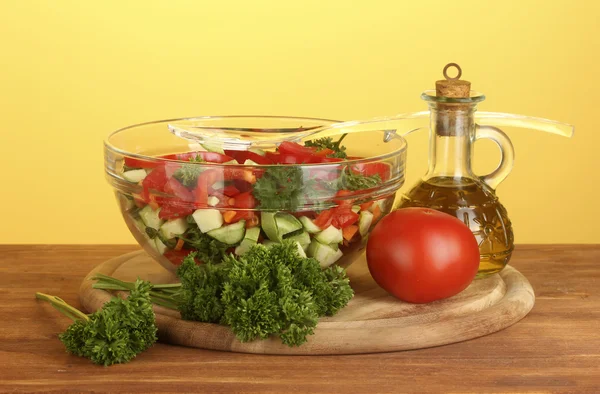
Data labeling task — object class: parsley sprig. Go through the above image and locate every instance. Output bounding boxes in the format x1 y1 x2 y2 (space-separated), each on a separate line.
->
35 279 157 366
93 241 354 347
173 155 205 187
304 134 348 158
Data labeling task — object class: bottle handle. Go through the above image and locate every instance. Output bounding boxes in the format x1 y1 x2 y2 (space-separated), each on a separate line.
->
475 125 515 190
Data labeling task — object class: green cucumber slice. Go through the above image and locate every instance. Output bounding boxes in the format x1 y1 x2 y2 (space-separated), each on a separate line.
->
285 231 311 251
261 212 303 242
307 239 343 268
192 209 223 233
359 211 374 237
139 205 164 230
160 218 188 239
201 142 225 154
123 169 148 183
299 216 321 234
314 225 343 245
275 213 303 235
207 220 246 244
294 241 307 258
244 227 261 243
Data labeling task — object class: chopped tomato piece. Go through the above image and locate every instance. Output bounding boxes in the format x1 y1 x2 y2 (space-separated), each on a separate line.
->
278 141 317 157
230 192 257 209
334 190 355 207
233 210 256 223
314 209 334 229
360 201 374 211
265 152 281 163
163 249 197 266
331 208 359 229
233 179 253 193
164 178 194 202
351 162 390 181
141 166 168 202
313 148 335 157
194 170 219 206
221 185 241 197
222 168 256 184
157 200 195 219
224 150 273 165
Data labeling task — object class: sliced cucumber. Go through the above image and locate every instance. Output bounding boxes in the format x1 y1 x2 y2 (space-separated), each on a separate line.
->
285 231 311 251
370 200 385 212
201 142 225 154
359 211 374 237
294 241 307 258
315 225 343 245
307 240 343 268
243 159 259 165
155 237 167 255
351 205 361 214
123 169 148 183
192 208 223 233
207 196 220 207
262 240 278 248
249 148 266 156
160 218 188 239
224 160 238 165
275 213 303 235
207 220 246 244
299 216 321 234
235 239 255 256
261 211 302 242
234 226 261 255
130 215 148 235
244 227 261 243
261 212 279 241
121 195 135 211
139 205 164 230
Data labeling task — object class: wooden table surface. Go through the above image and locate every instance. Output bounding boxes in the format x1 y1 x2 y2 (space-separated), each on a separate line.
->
1 245 598 393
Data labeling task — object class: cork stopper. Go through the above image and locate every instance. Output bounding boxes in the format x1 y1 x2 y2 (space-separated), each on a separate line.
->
435 63 471 98
432 63 473 137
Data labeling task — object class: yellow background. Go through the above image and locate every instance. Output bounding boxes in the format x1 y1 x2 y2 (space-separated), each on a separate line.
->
1 0 598 244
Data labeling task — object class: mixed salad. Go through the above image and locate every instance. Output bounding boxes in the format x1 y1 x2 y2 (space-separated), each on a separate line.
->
118 136 392 269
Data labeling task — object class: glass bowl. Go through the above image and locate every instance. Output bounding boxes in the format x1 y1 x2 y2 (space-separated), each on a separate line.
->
104 116 407 273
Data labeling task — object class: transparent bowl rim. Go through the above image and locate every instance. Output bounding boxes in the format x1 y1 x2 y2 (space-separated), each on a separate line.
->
104 115 408 168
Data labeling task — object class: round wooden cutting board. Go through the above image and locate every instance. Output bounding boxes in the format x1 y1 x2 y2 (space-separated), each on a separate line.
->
79 250 535 355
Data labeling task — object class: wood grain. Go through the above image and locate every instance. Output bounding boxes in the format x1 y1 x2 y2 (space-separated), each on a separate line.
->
78 251 534 355
1 245 599 393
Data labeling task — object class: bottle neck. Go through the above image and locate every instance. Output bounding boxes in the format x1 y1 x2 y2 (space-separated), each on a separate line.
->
425 103 476 180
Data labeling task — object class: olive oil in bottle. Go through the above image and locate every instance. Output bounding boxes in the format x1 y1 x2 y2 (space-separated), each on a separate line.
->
398 176 514 277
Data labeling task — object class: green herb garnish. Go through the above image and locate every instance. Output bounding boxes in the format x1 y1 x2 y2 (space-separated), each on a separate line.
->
35 279 157 366
304 133 348 158
252 166 304 210
173 155 205 187
340 168 382 191
178 226 231 265
93 241 354 347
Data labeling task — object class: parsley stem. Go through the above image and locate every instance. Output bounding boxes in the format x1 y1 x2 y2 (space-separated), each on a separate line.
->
35 292 90 322
334 133 348 148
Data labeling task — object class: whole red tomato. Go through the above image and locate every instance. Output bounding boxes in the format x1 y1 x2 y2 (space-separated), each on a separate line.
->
366 207 480 304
